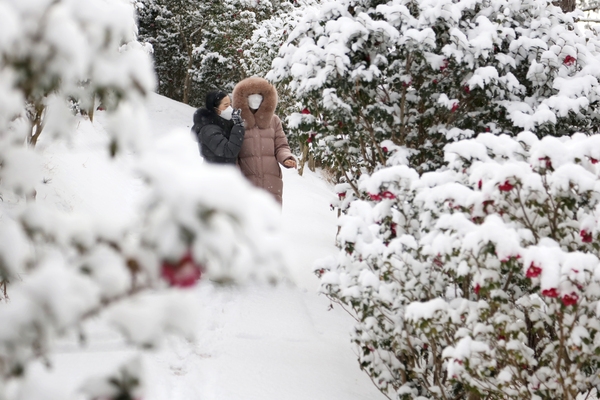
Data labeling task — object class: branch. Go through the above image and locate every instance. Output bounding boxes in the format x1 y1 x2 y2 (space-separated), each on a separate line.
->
579 3 600 12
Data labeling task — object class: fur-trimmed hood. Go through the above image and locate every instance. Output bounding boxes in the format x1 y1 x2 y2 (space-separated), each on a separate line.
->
232 77 278 130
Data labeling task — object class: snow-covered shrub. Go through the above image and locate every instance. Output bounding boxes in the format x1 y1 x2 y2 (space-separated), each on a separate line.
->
137 0 282 106
318 132 600 399
0 0 284 397
242 0 322 157
269 0 600 179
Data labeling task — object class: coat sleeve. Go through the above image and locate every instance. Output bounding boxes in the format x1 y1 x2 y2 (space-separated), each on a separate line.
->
200 124 245 159
272 116 295 165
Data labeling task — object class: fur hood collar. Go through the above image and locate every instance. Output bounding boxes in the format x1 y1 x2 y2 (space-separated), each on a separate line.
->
232 77 278 129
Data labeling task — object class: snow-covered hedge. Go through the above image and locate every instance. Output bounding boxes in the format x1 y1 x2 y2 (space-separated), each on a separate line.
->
318 132 600 399
269 0 600 176
0 0 284 397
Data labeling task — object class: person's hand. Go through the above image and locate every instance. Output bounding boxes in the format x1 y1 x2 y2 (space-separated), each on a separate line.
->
283 158 297 169
232 108 243 125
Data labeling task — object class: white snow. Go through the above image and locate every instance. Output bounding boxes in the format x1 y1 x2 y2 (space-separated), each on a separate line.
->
20 93 384 400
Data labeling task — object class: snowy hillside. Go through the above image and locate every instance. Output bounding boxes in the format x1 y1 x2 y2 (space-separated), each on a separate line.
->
29 93 384 400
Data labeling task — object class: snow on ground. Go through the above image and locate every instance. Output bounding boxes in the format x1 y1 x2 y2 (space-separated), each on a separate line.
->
33 93 384 400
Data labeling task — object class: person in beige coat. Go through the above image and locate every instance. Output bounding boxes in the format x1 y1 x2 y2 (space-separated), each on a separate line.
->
232 77 296 204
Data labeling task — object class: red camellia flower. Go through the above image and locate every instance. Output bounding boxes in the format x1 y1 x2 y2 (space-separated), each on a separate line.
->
382 146 389 153
477 180 482 190
161 251 202 288
464 85 470 93
563 55 576 66
381 191 396 200
526 262 542 278
591 157 598 164
498 181 514 192
542 288 559 298
581 230 593 243
538 156 552 169
369 193 382 201
301 107 311 115
451 102 459 112
440 59 449 71
562 292 579 306
390 222 397 237
474 284 481 295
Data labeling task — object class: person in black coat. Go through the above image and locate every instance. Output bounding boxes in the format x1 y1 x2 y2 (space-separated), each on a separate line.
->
191 91 244 164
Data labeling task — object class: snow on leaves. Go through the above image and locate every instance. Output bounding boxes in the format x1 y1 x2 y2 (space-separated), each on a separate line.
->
0 0 286 397
321 133 600 399
270 0 600 176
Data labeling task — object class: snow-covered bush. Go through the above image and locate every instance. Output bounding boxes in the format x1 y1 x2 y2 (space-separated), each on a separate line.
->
243 0 322 157
137 0 282 106
318 132 600 399
0 0 284 397
269 0 600 178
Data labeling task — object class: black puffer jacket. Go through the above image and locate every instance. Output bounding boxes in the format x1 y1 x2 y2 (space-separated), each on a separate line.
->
191 108 244 164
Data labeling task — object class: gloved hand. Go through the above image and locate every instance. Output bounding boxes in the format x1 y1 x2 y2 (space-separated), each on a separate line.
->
232 108 243 125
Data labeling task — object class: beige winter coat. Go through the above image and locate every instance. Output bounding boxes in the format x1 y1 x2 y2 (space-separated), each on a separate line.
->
232 77 294 204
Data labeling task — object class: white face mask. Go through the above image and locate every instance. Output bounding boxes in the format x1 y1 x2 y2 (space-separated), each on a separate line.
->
248 94 263 110
220 106 233 120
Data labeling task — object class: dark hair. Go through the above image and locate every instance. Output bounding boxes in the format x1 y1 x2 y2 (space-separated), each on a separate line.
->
205 91 228 113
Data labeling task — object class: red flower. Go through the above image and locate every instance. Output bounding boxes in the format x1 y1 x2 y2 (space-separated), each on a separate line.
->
477 180 482 190
301 107 311 115
381 191 396 200
538 156 552 169
591 158 598 164
451 102 459 112
337 192 346 200
464 85 470 93
433 79 438 84
526 263 542 278
382 146 389 153
474 284 481 295
581 230 593 243
542 288 559 298
369 193 382 201
390 222 397 237
161 251 202 288
440 59 449 71
498 181 514 192
562 292 579 306
563 55 576 66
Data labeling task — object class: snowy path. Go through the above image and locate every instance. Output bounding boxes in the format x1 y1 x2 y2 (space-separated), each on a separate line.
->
39 94 384 400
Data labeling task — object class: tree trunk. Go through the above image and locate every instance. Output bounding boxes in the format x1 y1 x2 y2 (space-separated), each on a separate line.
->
178 18 193 105
182 49 193 105
28 103 45 147
554 0 576 12
298 142 309 176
